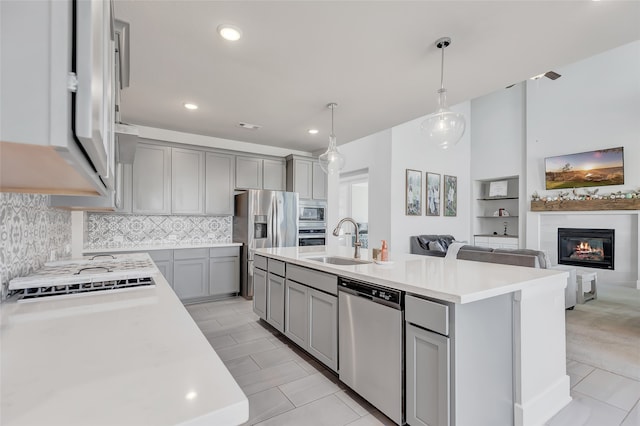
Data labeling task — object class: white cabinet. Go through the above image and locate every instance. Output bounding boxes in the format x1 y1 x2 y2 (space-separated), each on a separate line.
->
171 148 205 215
286 155 327 200
209 247 240 296
253 259 268 320
236 155 286 190
205 152 235 215
1 0 114 197
473 236 519 249
172 249 209 301
133 144 171 214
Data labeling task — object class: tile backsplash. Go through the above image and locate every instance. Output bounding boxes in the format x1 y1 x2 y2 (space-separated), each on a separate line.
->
85 213 232 248
0 193 72 298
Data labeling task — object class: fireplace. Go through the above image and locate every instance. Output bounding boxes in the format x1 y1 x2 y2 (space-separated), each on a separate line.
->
558 228 614 270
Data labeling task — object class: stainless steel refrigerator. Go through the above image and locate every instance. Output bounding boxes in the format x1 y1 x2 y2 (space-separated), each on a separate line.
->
233 190 299 298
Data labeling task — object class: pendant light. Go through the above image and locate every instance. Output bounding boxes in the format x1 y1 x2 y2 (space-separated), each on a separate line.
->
319 102 345 174
421 37 466 149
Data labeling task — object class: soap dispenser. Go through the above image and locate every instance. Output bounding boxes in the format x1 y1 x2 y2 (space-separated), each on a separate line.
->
380 240 389 262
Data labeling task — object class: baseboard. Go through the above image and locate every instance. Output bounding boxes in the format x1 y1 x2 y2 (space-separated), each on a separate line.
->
514 375 571 426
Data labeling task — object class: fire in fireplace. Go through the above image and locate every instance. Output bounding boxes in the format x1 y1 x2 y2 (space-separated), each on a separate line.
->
558 228 614 270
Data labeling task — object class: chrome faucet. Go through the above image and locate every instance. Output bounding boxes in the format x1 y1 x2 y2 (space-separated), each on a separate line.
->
333 217 361 258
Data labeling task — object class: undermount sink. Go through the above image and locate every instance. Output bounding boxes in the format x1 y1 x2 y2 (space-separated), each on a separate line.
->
306 256 372 266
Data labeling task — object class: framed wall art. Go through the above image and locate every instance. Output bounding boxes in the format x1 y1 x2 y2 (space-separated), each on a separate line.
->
426 172 441 216
444 175 457 217
405 169 422 216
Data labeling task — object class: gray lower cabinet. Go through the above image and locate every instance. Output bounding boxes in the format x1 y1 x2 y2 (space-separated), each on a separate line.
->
253 266 267 319
406 324 450 426
209 247 240 296
148 250 173 287
266 272 285 332
284 280 309 348
172 248 209 301
133 143 171 214
283 263 338 372
307 288 338 371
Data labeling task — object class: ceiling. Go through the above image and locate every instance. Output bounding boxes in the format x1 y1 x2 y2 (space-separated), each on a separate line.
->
114 1 640 153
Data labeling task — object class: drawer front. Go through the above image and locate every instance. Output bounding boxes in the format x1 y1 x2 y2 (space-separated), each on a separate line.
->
255 254 268 270
287 264 337 296
148 249 173 262
474 236 489 244
174 248 209 260
268 258 286 277
405 295 449 336
210 247 239 258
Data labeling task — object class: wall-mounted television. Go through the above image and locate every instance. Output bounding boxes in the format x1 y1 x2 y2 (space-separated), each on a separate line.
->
545 147 624 190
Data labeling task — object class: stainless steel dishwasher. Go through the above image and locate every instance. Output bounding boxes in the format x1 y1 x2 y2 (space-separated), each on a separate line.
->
338 277 404 425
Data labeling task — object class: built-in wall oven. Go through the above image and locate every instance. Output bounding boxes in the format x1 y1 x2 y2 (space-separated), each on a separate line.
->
298 201 327 246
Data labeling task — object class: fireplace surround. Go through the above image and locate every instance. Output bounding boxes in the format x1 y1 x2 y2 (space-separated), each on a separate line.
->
558 228 614 270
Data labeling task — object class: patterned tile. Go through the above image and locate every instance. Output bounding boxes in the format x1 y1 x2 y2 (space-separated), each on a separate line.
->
0 193 71 299
84 213 232 248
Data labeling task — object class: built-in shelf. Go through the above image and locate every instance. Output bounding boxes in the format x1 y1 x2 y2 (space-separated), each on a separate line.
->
477 197 518 201
476 216 519 218
474 176 520 248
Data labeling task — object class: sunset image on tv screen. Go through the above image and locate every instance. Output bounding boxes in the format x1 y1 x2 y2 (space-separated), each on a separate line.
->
545 147 624 190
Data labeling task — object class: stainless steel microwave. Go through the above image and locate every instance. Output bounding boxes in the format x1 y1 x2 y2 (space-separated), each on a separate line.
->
299 202 326 222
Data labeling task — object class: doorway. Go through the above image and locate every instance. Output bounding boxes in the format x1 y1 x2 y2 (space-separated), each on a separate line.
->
338 170 369 248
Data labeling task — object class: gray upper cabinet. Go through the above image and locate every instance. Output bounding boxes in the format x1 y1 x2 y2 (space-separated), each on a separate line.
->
171 148 205 215
205 152 235 215
133 143 171 214
236 155 285 190
236 156 263 189
311 161 327 200
263 158 286 191
286 155 326 200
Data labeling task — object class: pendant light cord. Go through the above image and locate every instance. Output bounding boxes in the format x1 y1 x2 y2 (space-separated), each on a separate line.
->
440 44 445 90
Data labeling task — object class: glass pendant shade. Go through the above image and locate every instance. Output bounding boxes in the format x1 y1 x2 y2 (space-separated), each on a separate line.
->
422 37 466 149
319 103 345 174
319 134 345 174
421 89 466 149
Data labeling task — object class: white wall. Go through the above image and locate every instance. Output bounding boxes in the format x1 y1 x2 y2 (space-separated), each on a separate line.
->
470 82 527 244
471 82 525 181
327 129 392 249
526 40 640 198
524 40 640 286
390 101 472 253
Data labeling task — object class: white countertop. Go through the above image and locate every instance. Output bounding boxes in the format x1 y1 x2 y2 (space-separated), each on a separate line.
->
255 246 567 304
0 255 248 426
83 242 242 254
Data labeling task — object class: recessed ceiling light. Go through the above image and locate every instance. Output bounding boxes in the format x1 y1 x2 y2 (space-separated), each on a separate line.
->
218 24 242 41
237 122 262 130
184 103 198 110
308 129 319 135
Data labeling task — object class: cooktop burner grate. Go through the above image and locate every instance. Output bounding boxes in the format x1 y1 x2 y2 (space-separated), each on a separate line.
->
12 276 155 302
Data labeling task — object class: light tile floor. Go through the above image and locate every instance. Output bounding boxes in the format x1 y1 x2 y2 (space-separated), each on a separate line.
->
187 297 640 426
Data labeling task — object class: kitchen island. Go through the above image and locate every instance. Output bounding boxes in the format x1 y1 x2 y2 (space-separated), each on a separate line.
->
255 245 571 426
0 254 248 426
